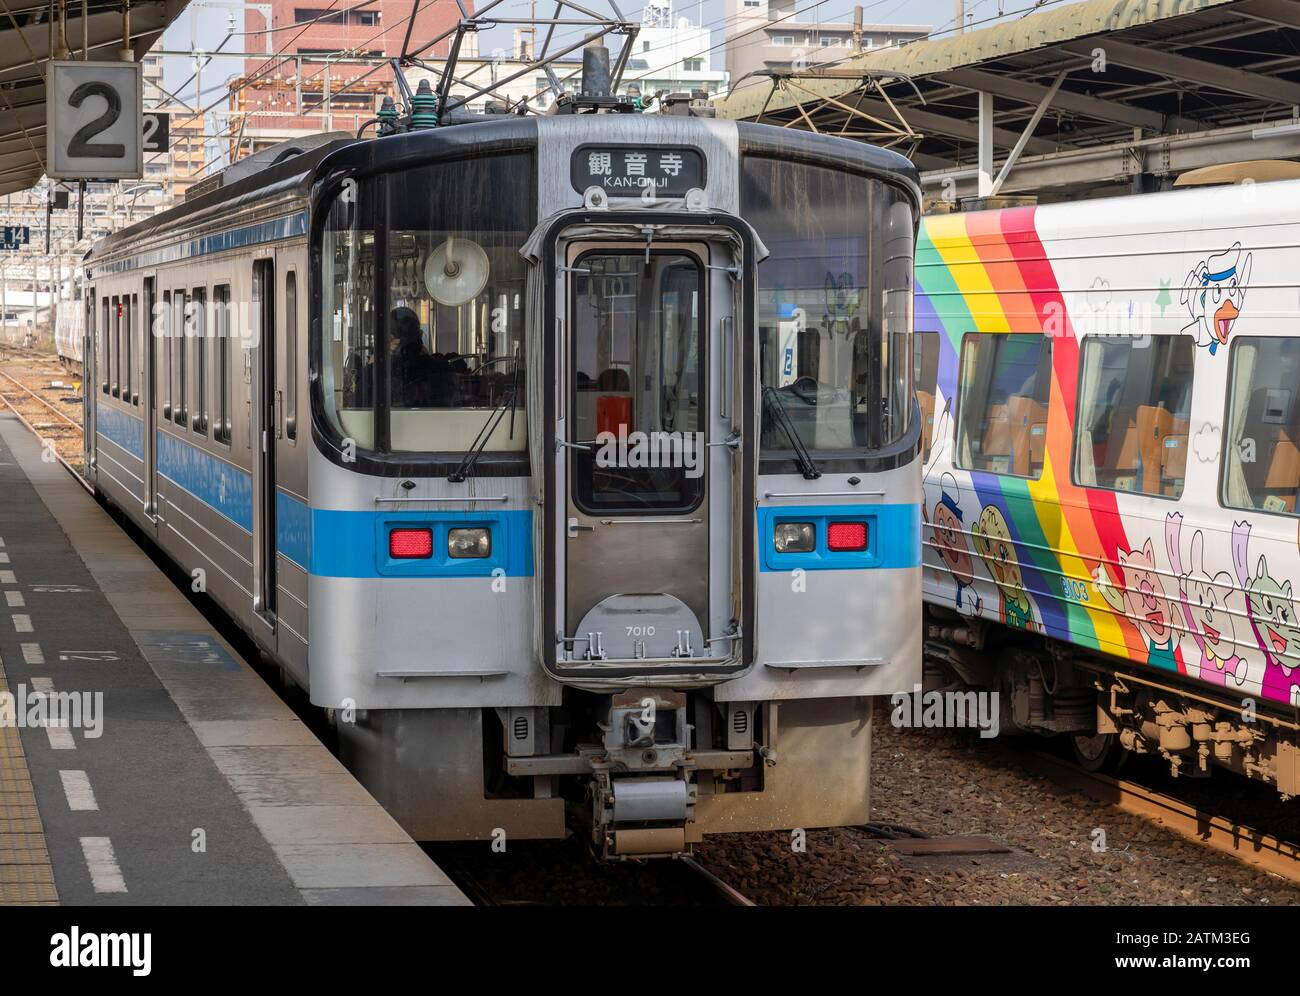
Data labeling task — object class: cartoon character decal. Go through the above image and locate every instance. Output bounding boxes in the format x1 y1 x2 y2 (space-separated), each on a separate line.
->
971 504 1036 632
1165 513 1259 692
1098 538 1178 671
922 472 982 614
1232 521 1300 703
1179 242 1252 355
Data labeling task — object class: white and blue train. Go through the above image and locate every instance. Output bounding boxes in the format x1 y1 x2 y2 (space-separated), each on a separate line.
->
81 89 923 856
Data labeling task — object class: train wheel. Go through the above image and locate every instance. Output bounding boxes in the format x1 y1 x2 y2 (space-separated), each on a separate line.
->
1070 731 1128 773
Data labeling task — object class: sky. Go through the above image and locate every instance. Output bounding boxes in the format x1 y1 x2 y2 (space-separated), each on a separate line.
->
156 0 1035 109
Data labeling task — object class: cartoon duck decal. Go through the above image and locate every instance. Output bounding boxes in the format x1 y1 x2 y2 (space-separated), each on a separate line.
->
972 504 1036 632
1179 242 1252 355
923 472 982 614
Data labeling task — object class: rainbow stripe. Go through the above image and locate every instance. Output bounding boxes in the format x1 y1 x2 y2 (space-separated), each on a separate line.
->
917 208 1178 674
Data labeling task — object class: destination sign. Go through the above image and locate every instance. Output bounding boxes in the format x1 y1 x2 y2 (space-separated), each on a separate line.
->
571 146 705 198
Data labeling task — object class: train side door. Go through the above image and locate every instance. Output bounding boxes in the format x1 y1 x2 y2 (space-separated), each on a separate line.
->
556 238 741 668
251 258 278 634
142 276 159 526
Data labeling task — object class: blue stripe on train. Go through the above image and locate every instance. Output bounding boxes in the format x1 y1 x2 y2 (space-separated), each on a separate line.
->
756 503 922 571
97 410 532 578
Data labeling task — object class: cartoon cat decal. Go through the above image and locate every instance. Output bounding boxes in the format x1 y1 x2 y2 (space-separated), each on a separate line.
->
1165 513 1259 692
1098 537 1178 671
1232 520 1300 703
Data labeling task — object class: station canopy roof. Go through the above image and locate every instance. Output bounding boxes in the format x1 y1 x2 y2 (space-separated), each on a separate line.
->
0 0 187 197
714 0 1300 201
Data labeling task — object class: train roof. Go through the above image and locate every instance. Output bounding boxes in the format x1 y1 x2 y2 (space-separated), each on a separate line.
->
87 116 920 266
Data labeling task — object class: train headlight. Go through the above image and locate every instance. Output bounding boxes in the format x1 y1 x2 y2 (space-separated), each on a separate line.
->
448 527 491 558
827 521 868 552
773 522 815 553
389 527 433 559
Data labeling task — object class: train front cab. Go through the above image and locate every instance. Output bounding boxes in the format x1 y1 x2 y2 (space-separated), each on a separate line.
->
307 119 923 855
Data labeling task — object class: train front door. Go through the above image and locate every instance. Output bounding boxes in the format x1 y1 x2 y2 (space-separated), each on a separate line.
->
556 237 741 668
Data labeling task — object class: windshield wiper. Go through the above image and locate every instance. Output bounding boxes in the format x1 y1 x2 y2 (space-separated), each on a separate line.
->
763 385 821 480
448 351 521 484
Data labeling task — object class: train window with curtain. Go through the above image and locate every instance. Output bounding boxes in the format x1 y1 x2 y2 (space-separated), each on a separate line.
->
1074 335 1194 499
914 330 941 464
955 333 1052 480
191 287 207 434
383 153 532 455
320 177 377 450
1223 337 1300 515
742 157 915 455
172 291 187 426
285 271 297 442
214 285 232 445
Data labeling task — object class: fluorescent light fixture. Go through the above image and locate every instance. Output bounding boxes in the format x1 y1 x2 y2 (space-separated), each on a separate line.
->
1252 121 1300 140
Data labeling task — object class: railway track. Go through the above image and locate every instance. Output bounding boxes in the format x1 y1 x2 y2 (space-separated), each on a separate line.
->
0 346 85 475
1012 747 1300 887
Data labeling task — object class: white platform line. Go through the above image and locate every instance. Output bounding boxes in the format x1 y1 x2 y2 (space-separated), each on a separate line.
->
59 770 99 811
5 590 24 608
29 677 53 693
0 552 9 564
0 570 13 584
12 614 32 632
79 837 128 894
20 643 43 665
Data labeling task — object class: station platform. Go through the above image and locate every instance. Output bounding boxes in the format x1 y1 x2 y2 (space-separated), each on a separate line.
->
0 413 469 906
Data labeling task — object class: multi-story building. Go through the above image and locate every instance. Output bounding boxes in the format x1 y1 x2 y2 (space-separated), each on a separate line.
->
724 0 928 92
235 0 468 154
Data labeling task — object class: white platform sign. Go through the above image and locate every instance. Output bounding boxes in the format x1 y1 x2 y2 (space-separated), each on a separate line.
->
46 60 143 180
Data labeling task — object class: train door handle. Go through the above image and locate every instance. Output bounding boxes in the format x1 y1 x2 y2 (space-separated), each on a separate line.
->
567 517 594 538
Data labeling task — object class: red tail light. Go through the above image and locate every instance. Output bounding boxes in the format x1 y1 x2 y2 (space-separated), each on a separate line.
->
389 527 433 558
827 522 868 552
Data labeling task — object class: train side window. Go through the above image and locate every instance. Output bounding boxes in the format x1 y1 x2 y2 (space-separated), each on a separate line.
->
1074 335 1194 499
285 270 297 442
131 293 139 405
111 296 120 397
162 291 172 418
955 332 1052 480
214 285 232 445
1223 337 1300 515
914 330 940 463
123 295 132 403
101 297 109 393
172 291 187 426
191 288 207 434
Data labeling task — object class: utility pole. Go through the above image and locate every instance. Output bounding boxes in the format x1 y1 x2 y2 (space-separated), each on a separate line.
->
853 5 863 51
955 0 965 34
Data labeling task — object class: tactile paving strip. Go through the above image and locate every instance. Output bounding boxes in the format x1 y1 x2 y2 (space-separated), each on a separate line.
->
0 662 58 905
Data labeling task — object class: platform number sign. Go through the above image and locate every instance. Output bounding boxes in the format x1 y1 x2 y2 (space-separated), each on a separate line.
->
46 60 143 180
142 112 170 153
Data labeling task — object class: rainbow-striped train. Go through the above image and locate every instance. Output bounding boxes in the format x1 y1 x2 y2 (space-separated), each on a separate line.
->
916 175 1300 795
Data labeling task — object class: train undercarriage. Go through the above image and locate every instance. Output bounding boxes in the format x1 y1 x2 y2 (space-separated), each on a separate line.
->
335 690 874 858
924 605 1300 800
